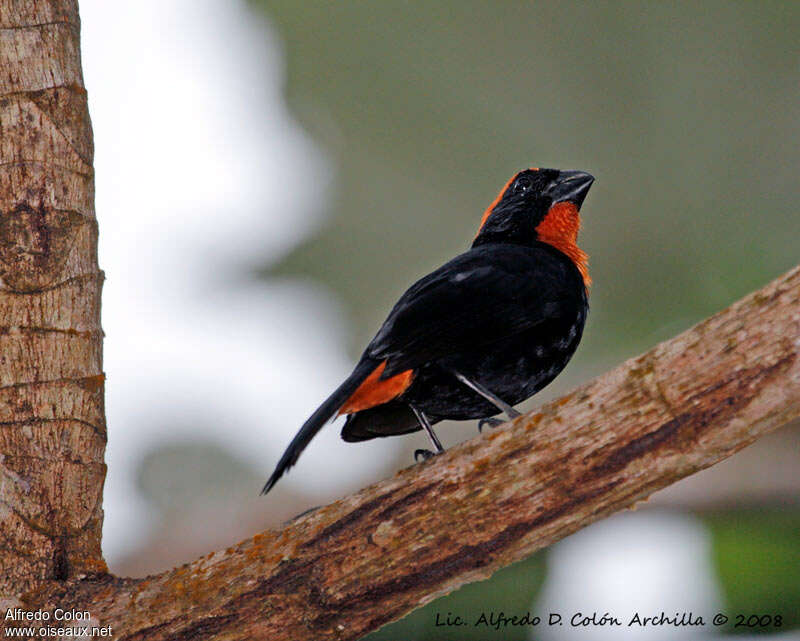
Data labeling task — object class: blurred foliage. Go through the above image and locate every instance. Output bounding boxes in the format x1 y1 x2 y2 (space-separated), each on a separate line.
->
253 0 799 370
137 439 261 513
704 510 800 635
364 553 546 641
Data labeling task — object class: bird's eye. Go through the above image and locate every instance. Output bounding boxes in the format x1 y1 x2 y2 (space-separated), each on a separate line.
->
514 176 532 193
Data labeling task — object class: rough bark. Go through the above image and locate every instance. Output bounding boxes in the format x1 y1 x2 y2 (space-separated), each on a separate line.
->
22 265 800 639
0 0 106 599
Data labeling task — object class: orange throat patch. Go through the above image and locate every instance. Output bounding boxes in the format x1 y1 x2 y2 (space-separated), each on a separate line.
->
536 202 591 287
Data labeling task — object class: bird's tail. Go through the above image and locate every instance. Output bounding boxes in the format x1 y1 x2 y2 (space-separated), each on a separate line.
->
261 358 378 495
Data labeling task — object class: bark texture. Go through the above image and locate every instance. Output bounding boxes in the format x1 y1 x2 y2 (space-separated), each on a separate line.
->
0 0 105 599
25 265 800 639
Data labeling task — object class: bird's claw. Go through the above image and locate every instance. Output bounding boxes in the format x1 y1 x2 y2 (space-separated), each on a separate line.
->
414 448 437 462
478 417 505 432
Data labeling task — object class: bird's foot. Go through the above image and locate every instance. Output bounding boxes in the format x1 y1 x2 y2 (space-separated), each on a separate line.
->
283 505 322 526
478 417 505 432
414 448 438 462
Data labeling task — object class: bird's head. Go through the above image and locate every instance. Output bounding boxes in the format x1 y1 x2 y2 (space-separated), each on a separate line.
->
473 167 594 285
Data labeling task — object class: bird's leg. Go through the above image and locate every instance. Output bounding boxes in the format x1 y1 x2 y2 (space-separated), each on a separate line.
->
410 404 444 462
451 371 522 419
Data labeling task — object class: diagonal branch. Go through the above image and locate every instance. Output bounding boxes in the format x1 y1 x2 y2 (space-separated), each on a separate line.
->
27 265 800 640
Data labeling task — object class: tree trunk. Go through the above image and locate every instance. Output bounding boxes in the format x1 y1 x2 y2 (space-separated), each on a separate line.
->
0 0 105 599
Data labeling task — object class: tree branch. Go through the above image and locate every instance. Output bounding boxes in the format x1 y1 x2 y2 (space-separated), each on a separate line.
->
25 265 800 639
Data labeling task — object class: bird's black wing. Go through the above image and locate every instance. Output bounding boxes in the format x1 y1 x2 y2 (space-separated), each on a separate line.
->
367 243 583 376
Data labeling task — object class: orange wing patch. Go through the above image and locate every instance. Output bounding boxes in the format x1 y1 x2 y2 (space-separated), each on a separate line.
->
339 361 414 415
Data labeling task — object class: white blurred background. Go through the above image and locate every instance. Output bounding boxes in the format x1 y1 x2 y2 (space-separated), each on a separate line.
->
82 0 401 561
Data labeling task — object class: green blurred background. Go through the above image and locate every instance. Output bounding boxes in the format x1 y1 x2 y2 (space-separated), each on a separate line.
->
255 2 799 638
108 1 799 638
258 0 799 366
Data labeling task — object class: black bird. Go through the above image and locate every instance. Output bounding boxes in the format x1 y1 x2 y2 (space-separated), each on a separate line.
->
263 167 594 494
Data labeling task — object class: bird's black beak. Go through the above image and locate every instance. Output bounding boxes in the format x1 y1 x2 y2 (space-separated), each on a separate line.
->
546 170 595 209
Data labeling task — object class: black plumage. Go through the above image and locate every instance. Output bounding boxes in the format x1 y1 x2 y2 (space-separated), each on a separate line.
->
343 242 587 437
263 167 594 494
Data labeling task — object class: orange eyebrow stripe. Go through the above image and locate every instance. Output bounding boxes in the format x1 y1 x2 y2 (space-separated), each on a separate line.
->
339 361 415 414
476 174 515 236
475 168 539 236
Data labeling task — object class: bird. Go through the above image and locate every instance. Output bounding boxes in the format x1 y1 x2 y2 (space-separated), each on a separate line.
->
262 167 594 494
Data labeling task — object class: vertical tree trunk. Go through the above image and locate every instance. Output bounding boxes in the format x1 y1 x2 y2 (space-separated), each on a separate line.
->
0 0 105 598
